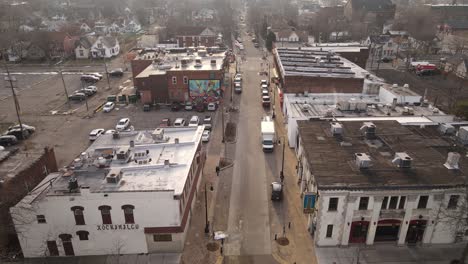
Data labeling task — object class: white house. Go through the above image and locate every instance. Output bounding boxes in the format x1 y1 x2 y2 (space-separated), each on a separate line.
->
74 36 96 59
296 120 467 247
124 20 141 33
11 127 206 257
273 28 308 43
94 21 108 35
90 36 120 58
80 23 92 33
365 31 409 58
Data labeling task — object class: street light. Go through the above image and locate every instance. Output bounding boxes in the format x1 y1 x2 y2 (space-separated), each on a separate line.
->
279 136 285 182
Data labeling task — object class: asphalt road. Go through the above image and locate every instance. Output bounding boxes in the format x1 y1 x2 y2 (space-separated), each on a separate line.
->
225 24 277 262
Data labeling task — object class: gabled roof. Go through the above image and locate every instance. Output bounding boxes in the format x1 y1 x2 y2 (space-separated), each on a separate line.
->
350 0 394 12
176 26 215 36
75 36 96 49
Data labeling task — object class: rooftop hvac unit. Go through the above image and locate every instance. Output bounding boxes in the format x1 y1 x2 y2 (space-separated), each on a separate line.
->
337 100 350 111
210 59 216 65
68 177 78 192
106 170 121 184
301 104 311 112
152 128 164 141
355 153 371 169
392 152 412 168
444 152 460 170
402 106 414 115
330 122 343 136
181 59 188 67
438 123 455 135
360 122 376 139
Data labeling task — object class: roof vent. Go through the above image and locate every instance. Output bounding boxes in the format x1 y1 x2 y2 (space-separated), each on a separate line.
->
355 153 371 169
457 126 468 144
444 152 460 170
360 122 376 139
330 122 343 136
392 152 412 168
438 123 455 135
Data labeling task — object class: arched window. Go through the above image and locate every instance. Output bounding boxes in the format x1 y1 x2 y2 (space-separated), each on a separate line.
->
76 230 89 241
98 205 112 224
70 206 85 225
121 205 135 224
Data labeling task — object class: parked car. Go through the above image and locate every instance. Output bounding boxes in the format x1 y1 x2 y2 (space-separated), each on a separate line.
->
203 116 212 130
109 68 124 77
89 128 105 141
115 118 130 131
104 129 116 134
103 102 115 112
188 116 200 127
379 57 392 63
202 130 211 142
235 83 242 93
87 73 103 79
82 88 96 96
86 86 98 92
69 93 86 101
185 101 193 111
261 84 268 90
254 43 260 48
80 75 100 83
207 102 217 111
8 124 35 133
261 79 268 86
0 135 18 146
234 73 242 83
262 89 269 97
174 118 186 127
262 95 271 107
159 118 171 127
171 102 182 111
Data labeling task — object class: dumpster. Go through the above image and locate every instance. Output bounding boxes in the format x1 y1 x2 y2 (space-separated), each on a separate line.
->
128 94 138 103
107 95 117 102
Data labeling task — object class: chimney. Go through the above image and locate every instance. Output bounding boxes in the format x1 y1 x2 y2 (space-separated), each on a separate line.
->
129 140 135 148
444 152 460 170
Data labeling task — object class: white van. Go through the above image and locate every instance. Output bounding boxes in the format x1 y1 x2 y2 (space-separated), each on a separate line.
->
188 116 200 127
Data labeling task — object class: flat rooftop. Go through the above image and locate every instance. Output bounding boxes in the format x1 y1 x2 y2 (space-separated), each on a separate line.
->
275 47 375 79
25 127 204 201
135 50 226 78
284 93 450 121
297 120 467 190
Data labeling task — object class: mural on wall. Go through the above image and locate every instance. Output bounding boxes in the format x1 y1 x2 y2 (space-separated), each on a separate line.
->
188 80 221 101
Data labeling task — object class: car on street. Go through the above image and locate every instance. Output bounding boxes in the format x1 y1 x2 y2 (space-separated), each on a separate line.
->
103 102 115 112
185 101 193 111
69 92 86 101
203 116 212 130
207 102 217 111
8 124 35 133
159 118 171 127
171 102 182 111
115 118 130 131
261 84 268 90
86 86 98 92
77 89 94 96
379 57 392 63
105 129 116 135
261 79 268 86
202 130 210 142
89 128 105 141
235 83 242 93
0 135 18 146
262 89 269 97
80 75 100 83
262 95 271 107
109 68 124 77
254 43 260 48
188 116 200 127
174 118 186 127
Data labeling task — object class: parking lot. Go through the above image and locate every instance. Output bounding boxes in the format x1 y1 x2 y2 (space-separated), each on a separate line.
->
0 63 219 167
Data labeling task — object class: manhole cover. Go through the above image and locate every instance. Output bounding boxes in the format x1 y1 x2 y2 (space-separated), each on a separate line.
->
206 242 219 251
276 237 289 246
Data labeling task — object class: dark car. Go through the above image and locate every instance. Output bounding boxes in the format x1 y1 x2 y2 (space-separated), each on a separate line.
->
143 104 151 112
171 102 182 111
5 129 30 140
0 135 18 146
159 118 171 127
80 75 100 83
380 57 392 63
69 93 86 101
109 68 124 77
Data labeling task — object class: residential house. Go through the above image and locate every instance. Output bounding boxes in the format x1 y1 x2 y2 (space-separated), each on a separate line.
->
108 22 121 34
74 36 96 59
365 31 409 58
273 28 309 43
124 20 141 33
444 55 468 80
80 22 92 33
90 36 120 58
176 27 217 48
94 21 108 35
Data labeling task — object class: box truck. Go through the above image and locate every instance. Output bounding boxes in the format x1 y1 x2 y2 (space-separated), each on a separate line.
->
261 116 275 152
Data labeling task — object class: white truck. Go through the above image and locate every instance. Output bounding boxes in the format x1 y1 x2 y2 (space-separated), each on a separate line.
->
261 116 275 152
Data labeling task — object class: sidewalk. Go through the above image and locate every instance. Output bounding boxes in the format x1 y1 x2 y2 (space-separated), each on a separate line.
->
269 76 318 264
316 243 467 264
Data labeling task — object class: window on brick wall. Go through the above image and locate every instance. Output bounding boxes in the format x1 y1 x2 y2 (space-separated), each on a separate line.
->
172 76 177 84
183 76 188 84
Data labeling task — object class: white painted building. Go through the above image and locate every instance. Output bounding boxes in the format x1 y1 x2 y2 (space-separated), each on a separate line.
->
282 83 452 149
296 120 467 247
90 36 120 58
11 127 205 257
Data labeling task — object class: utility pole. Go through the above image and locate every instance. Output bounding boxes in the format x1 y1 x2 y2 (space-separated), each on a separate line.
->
280 136 285 182
104 61 111 91
204 183 210 233
230 73 233 103
4 63 23 136
59 69 71 109
221 107 225 143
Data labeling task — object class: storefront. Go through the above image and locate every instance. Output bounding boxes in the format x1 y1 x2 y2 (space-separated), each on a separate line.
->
349 221 370 243
406 220 427 244
375 219 401 242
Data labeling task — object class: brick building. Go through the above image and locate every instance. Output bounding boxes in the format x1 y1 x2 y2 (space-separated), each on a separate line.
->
175 27 217 48
274 47 378 94
132 49 227 104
